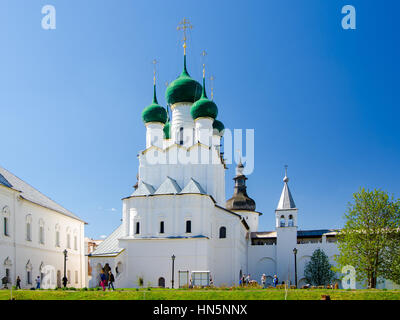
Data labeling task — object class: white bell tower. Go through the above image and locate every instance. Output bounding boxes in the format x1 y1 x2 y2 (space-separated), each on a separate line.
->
275 165 298 286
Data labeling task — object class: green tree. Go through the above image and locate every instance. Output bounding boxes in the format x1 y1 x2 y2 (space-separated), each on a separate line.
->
304 248 335 286
334 188 400 288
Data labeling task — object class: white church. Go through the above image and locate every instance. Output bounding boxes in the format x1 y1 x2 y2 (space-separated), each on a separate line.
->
87 34 352 289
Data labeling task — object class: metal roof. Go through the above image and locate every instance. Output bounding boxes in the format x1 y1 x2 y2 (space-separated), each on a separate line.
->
0 165 84 222
0 173 13 188
89 225 124 257
251 229 340 239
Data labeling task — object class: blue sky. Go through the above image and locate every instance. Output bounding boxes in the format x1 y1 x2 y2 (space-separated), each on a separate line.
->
0 0 399 238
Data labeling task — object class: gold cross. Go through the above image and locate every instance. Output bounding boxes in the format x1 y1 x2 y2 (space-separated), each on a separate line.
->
152 59 158 84
201 50 207 78
210 75 215 100
177 18 193 55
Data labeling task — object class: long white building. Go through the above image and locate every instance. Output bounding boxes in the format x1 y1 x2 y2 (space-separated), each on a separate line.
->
0 166 86 288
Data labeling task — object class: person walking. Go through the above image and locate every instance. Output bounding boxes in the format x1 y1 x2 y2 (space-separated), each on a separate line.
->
261 274 266 288
35 276 41 289
100 270 106 291
108 271 115 290
273 275 279 287
16 276 21 289
245 274 250 285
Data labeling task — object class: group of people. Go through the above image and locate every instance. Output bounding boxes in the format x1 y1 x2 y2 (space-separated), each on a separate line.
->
239 274 280 288
99 270 115 291
239 274 252 286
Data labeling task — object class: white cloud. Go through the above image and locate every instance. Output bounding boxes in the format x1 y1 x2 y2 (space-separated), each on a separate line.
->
100 235 107 239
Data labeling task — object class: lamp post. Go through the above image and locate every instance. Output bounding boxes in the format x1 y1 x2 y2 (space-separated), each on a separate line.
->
63 249 68 288
171 254 176 289
293 248 298 288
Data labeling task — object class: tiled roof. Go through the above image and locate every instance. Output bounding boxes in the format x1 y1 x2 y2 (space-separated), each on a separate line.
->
0 166 84 222
89 225 124 257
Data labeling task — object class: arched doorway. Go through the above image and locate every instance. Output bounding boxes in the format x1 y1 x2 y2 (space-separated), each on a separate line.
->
158 277 165 288
57 270 61 288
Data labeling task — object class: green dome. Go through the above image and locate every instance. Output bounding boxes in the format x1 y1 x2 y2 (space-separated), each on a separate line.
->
213 119 225 136
163 121 171 139
165 56 202 105
142 85 168 124
190 77 218 120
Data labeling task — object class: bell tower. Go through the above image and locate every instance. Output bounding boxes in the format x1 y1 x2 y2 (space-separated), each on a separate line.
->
275 165 298 285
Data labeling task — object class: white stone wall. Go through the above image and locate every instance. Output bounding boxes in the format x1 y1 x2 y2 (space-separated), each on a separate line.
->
0 185 86 288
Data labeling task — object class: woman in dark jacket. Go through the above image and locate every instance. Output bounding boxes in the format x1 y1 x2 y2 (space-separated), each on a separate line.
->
108 271 115 290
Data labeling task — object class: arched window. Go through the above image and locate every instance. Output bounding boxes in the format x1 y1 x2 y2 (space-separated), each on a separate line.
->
179 127 184 145
73 229 78 250
186 220 191 233
160 221 165 234
280 215 285 227
26 260 32 285
135 222 140 234
55 224 60 247
288 215 294 227
2 206 10 236
39 219 44 244
219 226 227 239
26 215 32 241
66 227 71 249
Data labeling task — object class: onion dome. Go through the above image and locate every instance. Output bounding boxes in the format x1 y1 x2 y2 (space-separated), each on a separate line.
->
163 121 171 139
190 74 218 120
141 84 167 124
212 119 225 136
165 55 202 105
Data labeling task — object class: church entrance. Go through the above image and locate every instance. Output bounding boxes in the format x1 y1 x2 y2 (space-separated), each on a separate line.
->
158 277 165 288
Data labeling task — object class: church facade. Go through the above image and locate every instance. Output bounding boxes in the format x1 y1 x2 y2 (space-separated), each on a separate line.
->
88 41 398 290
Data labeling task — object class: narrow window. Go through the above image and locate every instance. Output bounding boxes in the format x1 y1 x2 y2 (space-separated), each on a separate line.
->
288 215 294 227
26 223 31 241
74 236 77 250
280 215 285 227
27 271 31 284
75 271 78 284
186 220 191 233
67 234 71 249
219 226 226 239
67 270 71 284
160 221 165 234
4 217 8 236
179 127 184 145
135 222 140 234
56 231 60 247
39 226 44 244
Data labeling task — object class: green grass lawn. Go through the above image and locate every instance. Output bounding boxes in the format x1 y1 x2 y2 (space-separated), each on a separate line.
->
1 288 400 300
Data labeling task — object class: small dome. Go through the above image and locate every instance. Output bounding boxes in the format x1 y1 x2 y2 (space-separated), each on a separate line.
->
212 119 225 136
163 121 171 139
142 85 168 124
165 56 202 105
190 76 218 120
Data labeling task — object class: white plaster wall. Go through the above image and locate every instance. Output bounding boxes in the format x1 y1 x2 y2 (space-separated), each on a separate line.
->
0 185 86 288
